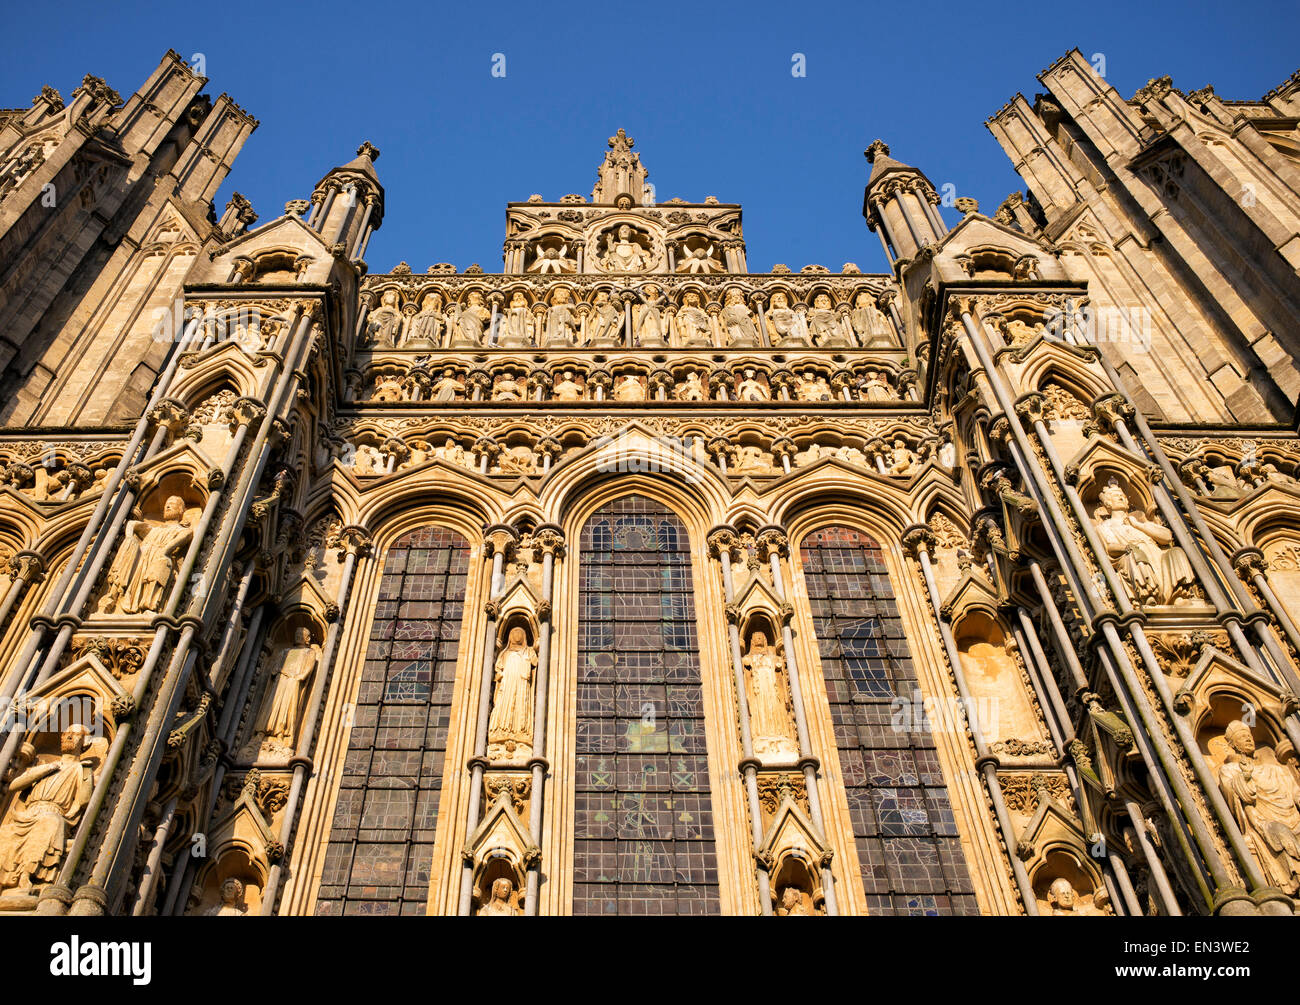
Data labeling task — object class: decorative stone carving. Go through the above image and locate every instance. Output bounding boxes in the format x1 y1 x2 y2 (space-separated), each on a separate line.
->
487 626 537 763
543 288 578 346
860 369 894 402
743 631 798 763
97 495 196 616
243 627 320 763
553 370 585 401
720 289 760 347
1091 477 1199 607
499 292 534 348
636 284 668 346
677 244 723 274
1213 719 1300 894
598 223 651 272
365 288 403 347
430 368 464 402
806 294 844 347
479 876 521 916
736 369 769 402
203 877 249 916
449 291 489 347
794 371 833 402
406 290 445 347
588 291 623 346
674 292 711 347
527 243 574 275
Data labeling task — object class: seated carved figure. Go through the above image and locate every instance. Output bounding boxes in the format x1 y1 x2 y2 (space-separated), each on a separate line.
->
1092 478 1198 606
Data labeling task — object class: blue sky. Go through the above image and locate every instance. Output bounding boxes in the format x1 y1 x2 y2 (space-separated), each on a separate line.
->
4 0 1297 274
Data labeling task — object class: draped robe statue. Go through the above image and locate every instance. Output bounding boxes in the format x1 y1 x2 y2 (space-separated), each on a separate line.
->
250 627 320 758
99 495 193 615
0 726 95 894
1093 478 1197 606
1217 719 1300 894
742 632 797 761
487 627 538 760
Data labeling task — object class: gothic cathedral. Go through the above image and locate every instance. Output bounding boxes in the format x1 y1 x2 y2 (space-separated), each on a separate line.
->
1 50 1300 917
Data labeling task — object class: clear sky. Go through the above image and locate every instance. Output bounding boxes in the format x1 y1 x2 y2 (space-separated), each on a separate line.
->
3 0 1297 275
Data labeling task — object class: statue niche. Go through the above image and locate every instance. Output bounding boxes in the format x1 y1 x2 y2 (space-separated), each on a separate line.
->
0 724 106 906
955 615 1042 751
241 625 321 764
1032 852 1111 915
742 628 798 764
596 222 655 273
1208 718 1300 895
96 491 199 617
487 624 538 764
1090 476 1200 608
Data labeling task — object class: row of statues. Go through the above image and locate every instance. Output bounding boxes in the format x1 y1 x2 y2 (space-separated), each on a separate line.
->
363 287 894 350
367 365 907 405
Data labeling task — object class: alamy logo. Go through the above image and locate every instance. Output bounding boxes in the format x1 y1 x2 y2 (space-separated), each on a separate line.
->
49 937 151 985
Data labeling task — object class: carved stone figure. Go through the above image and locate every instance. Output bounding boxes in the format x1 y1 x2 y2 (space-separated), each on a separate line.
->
742 631 798 762
433 438 468 467
767 291 805 346
479 876 520 916
736 369 769 402
794 371 833 402
676 371 706 401
850 292 889 346
861 369 893 402
492 372 525 402
1216 719 1300 894
247 627 319 760
732 445 773 475
99 495 194 616
0 726 96 895
203 877 249 916
365 289 403 347
449 291 489 347
1092 478 1198 606
528 243 573 274
543 288 578 346
589 291 623 346
675 292 711 346
600 224 649 272
806 294 842 346
430 369 463 402
1045 877 1105 915
636 284 668 346
676 244 722 274
406 291 444 346
613 375 645 402
720 290 760 346
499 292 533 347
776 885 810 916
371 374 405 402
886 439 918 476
553 370 584 401
487 627 537 761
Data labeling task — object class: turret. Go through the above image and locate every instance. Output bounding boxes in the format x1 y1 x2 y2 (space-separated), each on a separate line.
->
862 139 946 267
307 141 384 261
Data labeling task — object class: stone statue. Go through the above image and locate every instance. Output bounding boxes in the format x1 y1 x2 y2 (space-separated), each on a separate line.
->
776 885 810 916
733 446 772 475
203 877 249 916
543 288 578 346
553 370 584 401
676 245 722 274
248 627 319 759
406 291 444 347
1044 877 1105 915
479 876 520 916
589 291 623 346
886 439 918 476
742 631 797 762
499 292 533 348
861 369 893 402
720 290 760 346
430 369 463 402
528 243 573 274
371 374 405 402
767 291 805 346
365 289 403 347
99 495 194 616
613 375 645 402
492 373 525 402
850 292 889 345
806 294 842 346
0 725 96 895
736 369 769 402
449 291 489 347
601 224 649 272
1093 478 1197 606
636 284 668 347
675 292 711 347
794 371 833 402
433 438 467 468
676 371 706 402
1216 719 1300 894
487 627 537 760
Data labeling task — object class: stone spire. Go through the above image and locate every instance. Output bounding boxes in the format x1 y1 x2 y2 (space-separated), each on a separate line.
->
862 139 946 264
591 127 650 207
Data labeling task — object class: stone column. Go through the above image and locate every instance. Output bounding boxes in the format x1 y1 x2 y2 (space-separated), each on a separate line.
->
524 526 564 914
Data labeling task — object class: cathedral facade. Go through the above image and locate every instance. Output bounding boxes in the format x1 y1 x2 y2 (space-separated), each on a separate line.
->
1 49 1299 916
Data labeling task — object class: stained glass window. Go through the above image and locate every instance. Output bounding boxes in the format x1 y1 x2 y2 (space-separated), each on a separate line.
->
799 525 978 916
315 525 470 916
573 495 720 915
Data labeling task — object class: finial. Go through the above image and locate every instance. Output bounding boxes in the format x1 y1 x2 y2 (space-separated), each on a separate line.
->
356 141 380 162
865 139 890 163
